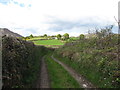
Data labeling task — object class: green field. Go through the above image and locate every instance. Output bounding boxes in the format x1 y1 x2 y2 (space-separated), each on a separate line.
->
33 39 65 45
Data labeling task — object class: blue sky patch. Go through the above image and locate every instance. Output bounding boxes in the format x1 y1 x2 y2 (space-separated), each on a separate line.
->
13 1 18 5
112 26 118 34
28 4 31 7
19 3 25 7
0 0 11 5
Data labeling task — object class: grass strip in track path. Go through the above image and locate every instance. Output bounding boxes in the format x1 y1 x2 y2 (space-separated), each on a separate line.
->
45 53 80 88
51 55 96 88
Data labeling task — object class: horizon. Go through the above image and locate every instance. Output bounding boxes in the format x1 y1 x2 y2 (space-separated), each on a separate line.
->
0 27 119 38
0 0 119 37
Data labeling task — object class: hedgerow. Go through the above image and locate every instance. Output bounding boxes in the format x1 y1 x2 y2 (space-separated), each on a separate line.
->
54 32 120 88
2 36 47 88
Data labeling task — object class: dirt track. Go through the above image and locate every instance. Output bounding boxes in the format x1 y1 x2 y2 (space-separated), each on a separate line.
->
36 56 50 88
36 55 96 88
51 55 96 88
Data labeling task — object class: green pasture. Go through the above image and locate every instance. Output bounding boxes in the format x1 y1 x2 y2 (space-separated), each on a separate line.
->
33 39 65 45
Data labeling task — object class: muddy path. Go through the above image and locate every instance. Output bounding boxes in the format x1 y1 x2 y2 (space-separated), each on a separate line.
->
36 56 50 88
51 55 96 88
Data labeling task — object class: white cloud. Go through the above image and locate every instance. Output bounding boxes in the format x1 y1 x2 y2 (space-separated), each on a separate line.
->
0 0 119 36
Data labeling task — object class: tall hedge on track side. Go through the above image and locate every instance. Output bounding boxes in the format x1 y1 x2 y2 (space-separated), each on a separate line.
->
2 36 47 88
55 34 119 88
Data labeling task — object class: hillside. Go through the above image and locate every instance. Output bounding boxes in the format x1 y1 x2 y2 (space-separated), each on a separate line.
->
0 28 23 37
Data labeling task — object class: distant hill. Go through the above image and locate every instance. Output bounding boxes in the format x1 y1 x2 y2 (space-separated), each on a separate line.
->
0 28 23 37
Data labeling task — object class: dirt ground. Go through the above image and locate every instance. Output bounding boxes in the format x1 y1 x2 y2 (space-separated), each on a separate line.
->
36 56 50 88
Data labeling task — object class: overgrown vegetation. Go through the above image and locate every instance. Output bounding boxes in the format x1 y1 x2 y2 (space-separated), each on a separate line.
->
54 26 120 88
2 36 47 88
45 51 80 88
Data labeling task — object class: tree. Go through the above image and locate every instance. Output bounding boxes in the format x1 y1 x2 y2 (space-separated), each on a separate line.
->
51 35 56 37
57 34 62 40
79 34 85 40
95 25 113 39
44 34 47 37
63 33 69 40
30 34 33 38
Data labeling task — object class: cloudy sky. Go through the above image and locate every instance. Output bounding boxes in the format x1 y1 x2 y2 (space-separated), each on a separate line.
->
0 0 119 36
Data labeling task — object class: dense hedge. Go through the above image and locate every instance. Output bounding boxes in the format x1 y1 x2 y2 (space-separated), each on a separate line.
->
2 36 47 88
54 34 120 88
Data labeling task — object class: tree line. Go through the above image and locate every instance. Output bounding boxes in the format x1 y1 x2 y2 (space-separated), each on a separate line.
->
23 25 115 41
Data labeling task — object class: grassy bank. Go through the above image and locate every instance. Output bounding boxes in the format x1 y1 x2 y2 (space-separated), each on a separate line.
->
45 52 80 88
2 36 47 88
54 34 119 88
